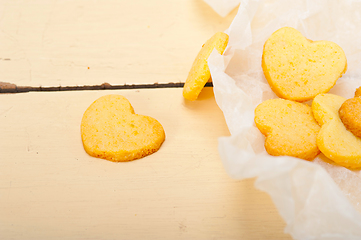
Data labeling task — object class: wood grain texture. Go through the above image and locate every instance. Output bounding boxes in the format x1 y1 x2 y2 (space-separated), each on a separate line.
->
0 1 293 239
0 88 291 239
0 0 237 87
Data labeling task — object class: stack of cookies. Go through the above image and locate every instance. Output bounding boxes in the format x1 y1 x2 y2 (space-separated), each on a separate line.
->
255 27 361 169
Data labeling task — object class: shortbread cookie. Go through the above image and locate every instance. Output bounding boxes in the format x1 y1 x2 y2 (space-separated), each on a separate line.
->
81 95 165 162
339 91 361 138
254 98 320 160
312 93 361 169
183 32 229 101
262 27 347 102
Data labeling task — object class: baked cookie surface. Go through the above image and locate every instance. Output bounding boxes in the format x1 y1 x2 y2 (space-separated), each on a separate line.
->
262 27 347 102
81 94 165 162
183 32 229 101
254 98 320 160
312 93 361 169
339 96 361 138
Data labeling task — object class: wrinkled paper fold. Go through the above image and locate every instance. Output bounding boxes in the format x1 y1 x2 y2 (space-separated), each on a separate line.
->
203 0 241 17
208 0 361 239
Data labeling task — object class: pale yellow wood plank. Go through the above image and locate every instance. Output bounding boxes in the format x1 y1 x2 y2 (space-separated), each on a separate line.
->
0 0 237 87
0 88 291 239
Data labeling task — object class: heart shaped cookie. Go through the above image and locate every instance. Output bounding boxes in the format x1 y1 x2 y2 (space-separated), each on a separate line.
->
312 93 361 169
262 27 347 102
254 98 320 160
81 94 165 162
339 87 361 138
183 32 229 101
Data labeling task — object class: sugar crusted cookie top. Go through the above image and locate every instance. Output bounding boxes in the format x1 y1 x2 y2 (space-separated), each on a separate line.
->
312 93 361 169
183 32 229 101
255 98 320 160
81 94 165 162
339 97 361 138
339 86 361 138
262 27 347 102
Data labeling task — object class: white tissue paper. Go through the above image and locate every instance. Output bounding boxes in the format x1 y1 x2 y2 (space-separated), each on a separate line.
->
207 0 361 239
203 0 241 17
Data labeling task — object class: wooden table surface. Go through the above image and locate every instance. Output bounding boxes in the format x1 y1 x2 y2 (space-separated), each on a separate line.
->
0 1 292 239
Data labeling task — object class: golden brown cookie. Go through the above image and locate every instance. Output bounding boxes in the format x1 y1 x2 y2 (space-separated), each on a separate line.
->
254 98 320 160
339 92 361 138
312 93 361 169
81 95 165 162
183 32 229 101
262 27 347 102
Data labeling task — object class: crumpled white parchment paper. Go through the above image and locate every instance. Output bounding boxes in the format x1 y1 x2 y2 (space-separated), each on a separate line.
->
203 0 241 17
207 0 361 239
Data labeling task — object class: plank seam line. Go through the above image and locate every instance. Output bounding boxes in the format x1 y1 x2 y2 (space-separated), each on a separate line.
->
0 82 213 94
